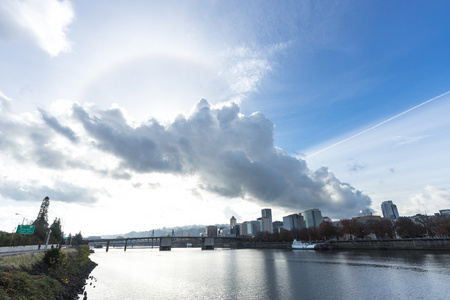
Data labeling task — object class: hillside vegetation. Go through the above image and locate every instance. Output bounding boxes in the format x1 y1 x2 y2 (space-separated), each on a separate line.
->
0 245 96 299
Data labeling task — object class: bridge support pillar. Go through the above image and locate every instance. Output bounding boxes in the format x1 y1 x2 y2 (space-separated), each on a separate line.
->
202 237 215 250
160 237 172 251
106 241 110 252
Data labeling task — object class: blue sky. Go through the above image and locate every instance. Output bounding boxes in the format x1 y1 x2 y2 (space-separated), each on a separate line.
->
1 0 449 236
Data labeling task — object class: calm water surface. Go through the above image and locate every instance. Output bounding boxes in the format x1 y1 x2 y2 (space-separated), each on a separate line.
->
80 248 450 300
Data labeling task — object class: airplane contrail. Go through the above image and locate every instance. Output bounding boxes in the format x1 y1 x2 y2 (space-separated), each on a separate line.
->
306 90 450 159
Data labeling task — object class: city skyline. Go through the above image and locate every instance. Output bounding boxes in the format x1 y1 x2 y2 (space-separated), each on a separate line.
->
1 1 450 236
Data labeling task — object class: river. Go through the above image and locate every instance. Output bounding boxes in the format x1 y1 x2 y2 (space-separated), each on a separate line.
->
80 247 450 299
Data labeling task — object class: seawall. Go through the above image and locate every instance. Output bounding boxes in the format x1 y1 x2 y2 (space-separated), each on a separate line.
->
327 238 450 250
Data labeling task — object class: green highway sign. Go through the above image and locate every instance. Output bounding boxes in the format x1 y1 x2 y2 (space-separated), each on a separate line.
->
16 225 35 234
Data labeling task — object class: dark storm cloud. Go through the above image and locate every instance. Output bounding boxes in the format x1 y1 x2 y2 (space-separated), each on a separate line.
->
39 108 79 142
72 99 371 217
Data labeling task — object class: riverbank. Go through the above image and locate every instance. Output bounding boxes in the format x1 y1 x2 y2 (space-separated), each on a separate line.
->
216 237 450 250
327 238 450 250
0 245 97 299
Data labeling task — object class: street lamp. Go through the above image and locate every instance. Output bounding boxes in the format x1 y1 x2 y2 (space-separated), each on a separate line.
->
15 213 25 225
44 229 52 250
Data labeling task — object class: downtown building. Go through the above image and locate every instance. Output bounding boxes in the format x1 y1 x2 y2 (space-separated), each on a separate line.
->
206 225 218 237
381 200 399 221
283 213 305 230
302 209 323 229
261 208 273 233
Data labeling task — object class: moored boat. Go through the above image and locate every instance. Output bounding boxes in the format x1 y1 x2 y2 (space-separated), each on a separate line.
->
291 239 316 250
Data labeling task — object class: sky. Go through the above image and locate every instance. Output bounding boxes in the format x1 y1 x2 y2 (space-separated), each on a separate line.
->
1 0 450 237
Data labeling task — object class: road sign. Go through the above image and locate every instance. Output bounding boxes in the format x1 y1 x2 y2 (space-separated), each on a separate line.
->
16 225 35 234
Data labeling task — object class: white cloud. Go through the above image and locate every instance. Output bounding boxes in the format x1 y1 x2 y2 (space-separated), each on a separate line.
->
0 0 74 56
69 99 370 217
410 186 450 215
0 93 371 235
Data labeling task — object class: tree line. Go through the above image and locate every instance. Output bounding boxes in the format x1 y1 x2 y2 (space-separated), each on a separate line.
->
250 215 450 242
0 197 84 247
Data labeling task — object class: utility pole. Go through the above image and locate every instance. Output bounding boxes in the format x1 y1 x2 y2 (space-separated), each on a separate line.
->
44 229 52 250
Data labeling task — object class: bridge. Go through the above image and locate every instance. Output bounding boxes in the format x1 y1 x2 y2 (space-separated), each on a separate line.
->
84 236 244 252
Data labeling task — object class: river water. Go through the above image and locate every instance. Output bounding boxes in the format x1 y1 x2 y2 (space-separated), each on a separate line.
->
80 247 450 299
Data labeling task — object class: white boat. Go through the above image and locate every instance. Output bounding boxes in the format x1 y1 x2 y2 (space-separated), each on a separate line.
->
291 239 316 250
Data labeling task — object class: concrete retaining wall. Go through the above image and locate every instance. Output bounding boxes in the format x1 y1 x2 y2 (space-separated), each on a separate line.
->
237 241 291 249
0 244 59 255
328 238 450 250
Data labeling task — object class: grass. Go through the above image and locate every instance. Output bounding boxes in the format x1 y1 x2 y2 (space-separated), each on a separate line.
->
0 253 44 271
0 247 94 299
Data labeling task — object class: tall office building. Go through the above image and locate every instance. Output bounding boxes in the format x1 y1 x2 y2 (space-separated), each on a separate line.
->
440 209 450 216
233 224 241 236
261 208 273 233
381 200 399 221
272 221 283 233
249 220 260 236
282 213 305 230
302 209 323 229
240 222 249 236
206 226 218 237
230 216 237 228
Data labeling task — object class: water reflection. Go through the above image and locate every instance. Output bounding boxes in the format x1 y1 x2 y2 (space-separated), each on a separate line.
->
81 248 450 300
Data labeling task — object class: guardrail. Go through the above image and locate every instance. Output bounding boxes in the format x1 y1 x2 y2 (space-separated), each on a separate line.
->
0 244 59 256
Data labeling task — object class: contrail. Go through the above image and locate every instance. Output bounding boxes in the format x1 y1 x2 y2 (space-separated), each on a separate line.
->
306 90 450 159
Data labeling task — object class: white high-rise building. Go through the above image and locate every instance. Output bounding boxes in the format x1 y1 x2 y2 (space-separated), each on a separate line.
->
381 200 399 221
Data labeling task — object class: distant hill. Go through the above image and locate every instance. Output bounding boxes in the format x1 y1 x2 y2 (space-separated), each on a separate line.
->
94 224 229 239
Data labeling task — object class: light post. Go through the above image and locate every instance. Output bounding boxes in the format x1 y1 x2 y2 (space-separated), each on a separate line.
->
15 213 25 225
44 229 52 250
11 213 27 244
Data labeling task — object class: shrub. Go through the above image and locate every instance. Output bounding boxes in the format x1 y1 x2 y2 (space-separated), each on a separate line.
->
0 271 62 299
43 248 65 266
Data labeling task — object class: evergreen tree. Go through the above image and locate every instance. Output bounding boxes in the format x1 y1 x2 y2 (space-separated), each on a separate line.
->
73 232 83 246
33 196 50 240
50 218 64 243
34 196 50 228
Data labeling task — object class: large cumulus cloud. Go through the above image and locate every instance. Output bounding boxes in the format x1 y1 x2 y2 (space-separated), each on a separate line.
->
72 99 371 217
0 92 102 203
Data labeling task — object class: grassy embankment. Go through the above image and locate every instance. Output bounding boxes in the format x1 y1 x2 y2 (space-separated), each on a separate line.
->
0 245 97 299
